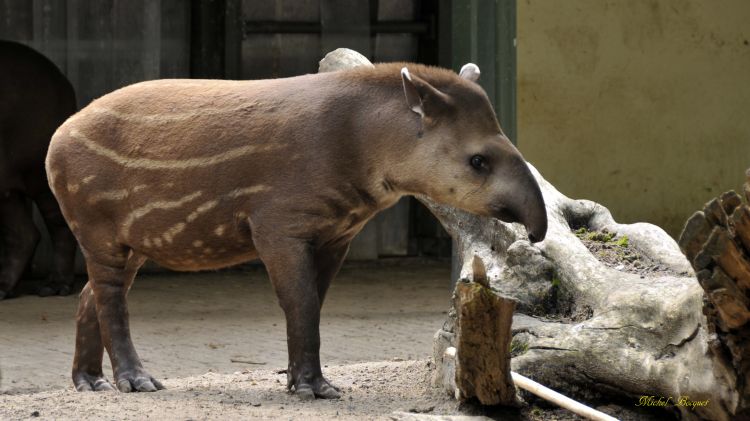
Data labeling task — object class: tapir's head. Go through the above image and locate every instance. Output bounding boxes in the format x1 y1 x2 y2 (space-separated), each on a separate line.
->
397 64 547 242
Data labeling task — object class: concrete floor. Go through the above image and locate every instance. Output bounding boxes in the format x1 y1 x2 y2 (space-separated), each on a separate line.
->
0 260 451 393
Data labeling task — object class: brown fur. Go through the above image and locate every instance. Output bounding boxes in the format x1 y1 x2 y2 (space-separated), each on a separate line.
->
0 40 77 299
46 62 546 397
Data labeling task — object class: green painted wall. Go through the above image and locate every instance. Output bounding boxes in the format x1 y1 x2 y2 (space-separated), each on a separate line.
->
516 0 750 237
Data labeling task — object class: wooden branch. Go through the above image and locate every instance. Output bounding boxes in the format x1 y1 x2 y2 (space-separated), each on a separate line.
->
511 372 618 421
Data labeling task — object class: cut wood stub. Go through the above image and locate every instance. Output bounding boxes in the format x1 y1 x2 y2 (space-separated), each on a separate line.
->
453 280 518 406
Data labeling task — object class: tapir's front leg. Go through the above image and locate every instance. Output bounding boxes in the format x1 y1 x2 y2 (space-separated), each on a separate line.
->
257 236 340 400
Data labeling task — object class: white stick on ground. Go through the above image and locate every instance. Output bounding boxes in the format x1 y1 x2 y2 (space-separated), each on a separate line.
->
511 371 619 421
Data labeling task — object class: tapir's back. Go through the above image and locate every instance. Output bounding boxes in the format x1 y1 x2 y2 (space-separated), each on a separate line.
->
52 77 314 165
46 74 341 268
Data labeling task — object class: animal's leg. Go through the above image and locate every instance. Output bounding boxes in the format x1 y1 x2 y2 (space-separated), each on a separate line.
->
258 237 339 400
0 191 40 299
71 281 114 391
84 252 163 393
34 190 77 296
314 243 350 308
285 243 351 396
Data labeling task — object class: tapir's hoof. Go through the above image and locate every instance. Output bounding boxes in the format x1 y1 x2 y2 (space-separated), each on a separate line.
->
294 378 341 400
295 385 316 400
313 381 341 399
115 373 165 393
73 373 116 392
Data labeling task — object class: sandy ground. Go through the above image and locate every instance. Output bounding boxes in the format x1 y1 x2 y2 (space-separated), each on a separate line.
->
1 359 460 420
0 261 669 420
1 261 452 392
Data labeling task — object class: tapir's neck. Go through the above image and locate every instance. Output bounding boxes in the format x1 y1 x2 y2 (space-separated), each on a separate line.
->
324 75 422 211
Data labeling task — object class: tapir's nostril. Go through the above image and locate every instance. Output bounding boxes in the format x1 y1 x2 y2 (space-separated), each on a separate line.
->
528 232 539 243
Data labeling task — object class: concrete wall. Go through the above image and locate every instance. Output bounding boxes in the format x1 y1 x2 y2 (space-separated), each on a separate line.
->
516 0 750 237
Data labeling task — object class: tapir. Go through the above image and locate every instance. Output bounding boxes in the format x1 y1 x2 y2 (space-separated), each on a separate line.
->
46 62 547 399
0 40 78 299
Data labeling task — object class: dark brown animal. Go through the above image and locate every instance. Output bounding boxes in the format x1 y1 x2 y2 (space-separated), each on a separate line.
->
0 40 77 299
46 62 547 399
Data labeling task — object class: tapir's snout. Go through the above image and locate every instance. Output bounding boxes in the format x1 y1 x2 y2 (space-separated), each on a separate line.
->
518 180 547 243
490 160 548 243
526 211 547 243
491 198 547 242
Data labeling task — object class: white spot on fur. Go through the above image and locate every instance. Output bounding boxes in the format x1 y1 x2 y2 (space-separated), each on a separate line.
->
192 240 204 248
186 199 218 223
69 129 284 170
91 101 261 124
214 225 226 236
88 189 129 204
163 222 186 244
227 185 271 198
89 185 150 204
153 238 163 248
82 175 96 185
67 183 80 193
196 200 218 213
203 248 213 255
143 238 152 248
122 191 203 237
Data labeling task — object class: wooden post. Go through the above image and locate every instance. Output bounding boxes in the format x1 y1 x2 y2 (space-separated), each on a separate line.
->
452 256 518 405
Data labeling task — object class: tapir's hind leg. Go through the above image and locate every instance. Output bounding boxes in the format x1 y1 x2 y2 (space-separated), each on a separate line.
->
72 281 114 391
0 191 40 299
74 250 163 393
34 190 77 297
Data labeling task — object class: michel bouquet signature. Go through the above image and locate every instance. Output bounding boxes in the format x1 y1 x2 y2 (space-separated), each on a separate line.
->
637 395 710 410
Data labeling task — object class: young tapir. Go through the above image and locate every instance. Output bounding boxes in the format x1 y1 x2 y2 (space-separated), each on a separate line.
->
0 40 78 299
46 62 547 399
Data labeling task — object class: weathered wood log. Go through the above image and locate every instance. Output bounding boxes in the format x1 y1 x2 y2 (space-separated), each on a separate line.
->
678 172 750 418
320 48 750 421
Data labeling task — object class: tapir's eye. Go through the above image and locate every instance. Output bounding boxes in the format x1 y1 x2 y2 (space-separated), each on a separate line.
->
470 155 486 171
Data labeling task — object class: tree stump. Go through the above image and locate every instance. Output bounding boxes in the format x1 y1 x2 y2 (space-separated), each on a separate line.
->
678 170 750 415
450 257 518 405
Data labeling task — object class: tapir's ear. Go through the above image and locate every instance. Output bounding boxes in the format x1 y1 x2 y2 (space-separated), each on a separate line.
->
459 63 480 82
401 67 425 117
401 66 450 119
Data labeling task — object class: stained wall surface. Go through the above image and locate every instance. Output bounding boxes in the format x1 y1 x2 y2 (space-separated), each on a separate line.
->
516 0 750 236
